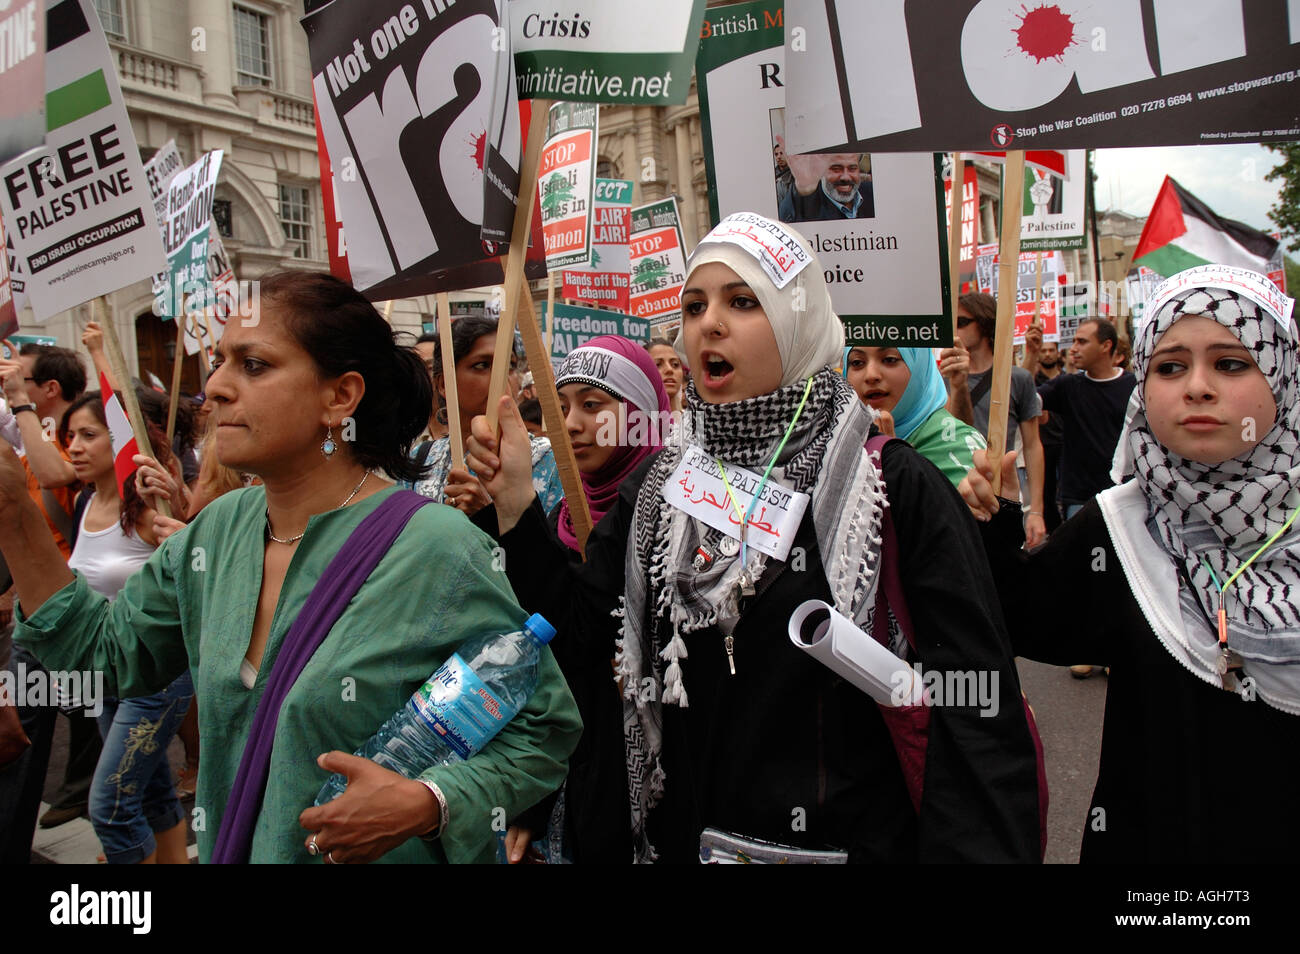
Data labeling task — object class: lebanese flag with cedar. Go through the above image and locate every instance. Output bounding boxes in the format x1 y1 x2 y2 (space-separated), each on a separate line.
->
99 373 139 496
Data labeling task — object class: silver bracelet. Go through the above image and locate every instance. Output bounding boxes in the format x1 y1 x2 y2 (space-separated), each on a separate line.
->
417 779 448 841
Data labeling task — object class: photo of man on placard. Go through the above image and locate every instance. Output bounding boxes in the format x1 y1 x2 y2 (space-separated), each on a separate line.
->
771 109 875 223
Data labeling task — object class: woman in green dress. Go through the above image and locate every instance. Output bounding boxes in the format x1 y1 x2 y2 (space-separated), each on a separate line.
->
0 271 580 864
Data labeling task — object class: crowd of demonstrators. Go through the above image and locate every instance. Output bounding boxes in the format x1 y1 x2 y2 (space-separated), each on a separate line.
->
479 335 672 863
3 215 1297 869
844 346 986 488
411 315 563 517
469 215 1041 863
0 341 99 860
953 292 1047 548
59 388 193 864
1021 328 1066 531
1 270 580 864
1027 319 1137 524
962 269 1300 862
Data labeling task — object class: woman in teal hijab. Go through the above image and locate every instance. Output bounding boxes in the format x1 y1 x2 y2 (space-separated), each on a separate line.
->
844 346 985 487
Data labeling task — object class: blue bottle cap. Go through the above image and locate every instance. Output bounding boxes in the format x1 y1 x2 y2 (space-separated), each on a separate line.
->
524 613 556 645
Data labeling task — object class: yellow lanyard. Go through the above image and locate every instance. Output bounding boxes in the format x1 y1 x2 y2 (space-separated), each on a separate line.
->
1199 503 1300 659
715 376 814 567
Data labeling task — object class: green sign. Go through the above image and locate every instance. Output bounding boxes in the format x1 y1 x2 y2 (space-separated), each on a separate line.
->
542 301 650 359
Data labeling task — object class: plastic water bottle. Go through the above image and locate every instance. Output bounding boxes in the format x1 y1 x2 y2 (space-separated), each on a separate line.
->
315 613 556 805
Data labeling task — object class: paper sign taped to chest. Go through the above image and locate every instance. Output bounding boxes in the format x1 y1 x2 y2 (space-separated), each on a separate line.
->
664 444 810 561
1145 265 1294 337
703 212 812 290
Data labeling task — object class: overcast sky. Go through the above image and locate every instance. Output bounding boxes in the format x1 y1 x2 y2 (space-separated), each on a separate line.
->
1092 143 1288 234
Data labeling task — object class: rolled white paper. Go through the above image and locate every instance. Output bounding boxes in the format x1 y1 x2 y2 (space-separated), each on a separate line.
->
788 600 923 707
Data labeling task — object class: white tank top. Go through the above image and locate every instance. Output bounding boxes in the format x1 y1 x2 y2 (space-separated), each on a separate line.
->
67 495 158 601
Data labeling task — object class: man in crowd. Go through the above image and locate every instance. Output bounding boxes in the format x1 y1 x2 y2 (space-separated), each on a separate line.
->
1026 318 1136 678
1021 326 1066 532
776 136 875 222
950 293 1047 548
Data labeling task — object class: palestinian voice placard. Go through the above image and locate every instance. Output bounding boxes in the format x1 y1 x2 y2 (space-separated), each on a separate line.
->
696 0 951 345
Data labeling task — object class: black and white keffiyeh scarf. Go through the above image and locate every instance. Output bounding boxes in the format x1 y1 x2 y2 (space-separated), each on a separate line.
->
613 368 887 861
1112 285 1300 713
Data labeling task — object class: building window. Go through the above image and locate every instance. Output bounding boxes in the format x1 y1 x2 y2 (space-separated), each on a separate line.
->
279 185 312 259
233 6 272 87
95 0 127 40
212 199 233 239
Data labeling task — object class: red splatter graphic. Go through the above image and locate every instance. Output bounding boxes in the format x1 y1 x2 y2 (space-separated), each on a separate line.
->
471 130 487 171
1013 4 1079 63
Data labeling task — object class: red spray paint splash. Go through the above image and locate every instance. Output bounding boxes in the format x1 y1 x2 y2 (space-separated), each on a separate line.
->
471 130 487 171
1013 4 1080 63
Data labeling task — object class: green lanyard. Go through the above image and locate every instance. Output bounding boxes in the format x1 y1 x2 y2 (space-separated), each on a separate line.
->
1199 502 1300 665
715 376 815 567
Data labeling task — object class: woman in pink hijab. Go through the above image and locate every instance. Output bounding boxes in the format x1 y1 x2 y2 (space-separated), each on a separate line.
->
551 335 672 554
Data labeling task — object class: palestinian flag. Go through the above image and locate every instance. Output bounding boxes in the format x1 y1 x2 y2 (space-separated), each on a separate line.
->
1134 177 1279 277
99 372 139 496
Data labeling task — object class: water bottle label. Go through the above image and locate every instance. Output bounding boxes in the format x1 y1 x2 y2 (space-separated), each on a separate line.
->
409 653 516 760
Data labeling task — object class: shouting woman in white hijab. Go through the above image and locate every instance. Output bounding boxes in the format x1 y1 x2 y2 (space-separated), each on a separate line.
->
963 264 1300 862
471 213 1041 863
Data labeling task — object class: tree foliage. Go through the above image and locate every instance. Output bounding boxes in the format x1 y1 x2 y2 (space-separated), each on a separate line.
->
1264 143 1300 252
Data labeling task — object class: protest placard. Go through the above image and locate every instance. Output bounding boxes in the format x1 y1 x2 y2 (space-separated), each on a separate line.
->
974 241 998 295
511 0 707 104
303 0 526 293
539 102 598 270
0 0 167 321
783 0 1300 154
1058 281 1093 348
0 212 16 338
946 162 979 288
153 150 222 319
696 0 951 345
1019 150 1086 251
1127 265 1168 327
544 301 650 359
992 249 1063 342
562 177 632 311
1268 233 1287 295
182 227 239 358
628 197 689 322
0 0 44 165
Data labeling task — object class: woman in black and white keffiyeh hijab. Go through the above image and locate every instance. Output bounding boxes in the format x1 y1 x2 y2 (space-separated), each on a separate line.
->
470 214 1041 864
963 265 1300 862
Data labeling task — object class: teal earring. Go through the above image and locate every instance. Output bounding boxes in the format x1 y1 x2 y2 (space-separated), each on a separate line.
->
321 422 337 459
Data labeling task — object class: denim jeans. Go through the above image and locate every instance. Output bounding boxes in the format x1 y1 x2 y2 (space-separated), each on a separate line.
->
90 671 194 864
1064 503 1085 520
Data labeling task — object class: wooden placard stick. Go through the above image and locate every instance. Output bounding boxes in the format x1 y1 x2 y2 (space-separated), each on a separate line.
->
486 100 551 431
94 296 172 518
948 152 966 337
165 311 187 444
1031 249 1044 327
514 283 593 555
191 308 213 389
544 267 556 358
382 299 394 322
435 291 463 467
987 151 1026 497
